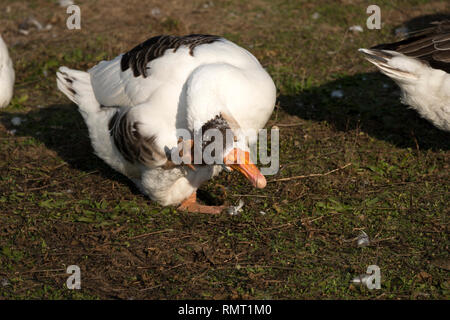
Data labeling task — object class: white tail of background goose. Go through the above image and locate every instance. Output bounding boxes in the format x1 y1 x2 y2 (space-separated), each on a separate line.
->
359 20 450 132
0 35 15 108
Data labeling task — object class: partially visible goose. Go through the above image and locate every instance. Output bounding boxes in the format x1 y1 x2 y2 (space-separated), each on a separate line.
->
359 20 450 131
56 34 276 214
0 35 14 108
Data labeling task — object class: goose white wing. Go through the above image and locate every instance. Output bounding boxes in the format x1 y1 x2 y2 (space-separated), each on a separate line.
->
88 34 262 108
89 35 226 108
88 55 133 107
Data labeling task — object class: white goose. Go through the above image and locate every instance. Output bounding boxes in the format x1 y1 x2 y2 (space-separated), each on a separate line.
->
360 20 450 131
56 34 276 214
0 35 15 108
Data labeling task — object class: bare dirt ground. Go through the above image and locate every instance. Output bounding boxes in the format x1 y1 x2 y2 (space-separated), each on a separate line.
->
0 0 449 299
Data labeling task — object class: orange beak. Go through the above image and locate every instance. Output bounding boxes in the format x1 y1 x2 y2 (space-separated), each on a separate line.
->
223 148 266 189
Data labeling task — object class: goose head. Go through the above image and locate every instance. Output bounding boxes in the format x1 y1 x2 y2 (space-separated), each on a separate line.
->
178 63 271 189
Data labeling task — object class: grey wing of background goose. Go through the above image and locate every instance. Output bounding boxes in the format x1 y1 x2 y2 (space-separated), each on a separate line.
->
373 20 450 73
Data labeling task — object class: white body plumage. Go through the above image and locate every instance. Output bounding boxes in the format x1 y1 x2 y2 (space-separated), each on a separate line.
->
57 36 276 206
0 35 15 108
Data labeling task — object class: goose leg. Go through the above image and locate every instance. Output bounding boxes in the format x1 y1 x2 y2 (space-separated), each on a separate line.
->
177 192 226 214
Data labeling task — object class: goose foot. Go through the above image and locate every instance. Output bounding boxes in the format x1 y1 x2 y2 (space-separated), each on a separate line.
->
177 192 226 214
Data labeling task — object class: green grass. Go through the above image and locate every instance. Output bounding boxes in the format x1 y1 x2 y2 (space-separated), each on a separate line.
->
0 0 449 300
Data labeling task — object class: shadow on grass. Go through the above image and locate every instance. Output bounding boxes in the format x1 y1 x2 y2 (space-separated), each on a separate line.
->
1 103 143 195
280 72 450 151
0 103 226 204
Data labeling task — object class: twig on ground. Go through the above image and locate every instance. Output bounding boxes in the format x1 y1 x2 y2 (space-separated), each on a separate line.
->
128 229 174 240
268 163 352 183
27 170 98 191
272 122 304 127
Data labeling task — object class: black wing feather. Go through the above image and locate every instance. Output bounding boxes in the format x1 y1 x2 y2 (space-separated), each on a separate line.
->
120 34 222 78
108 109 166 166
